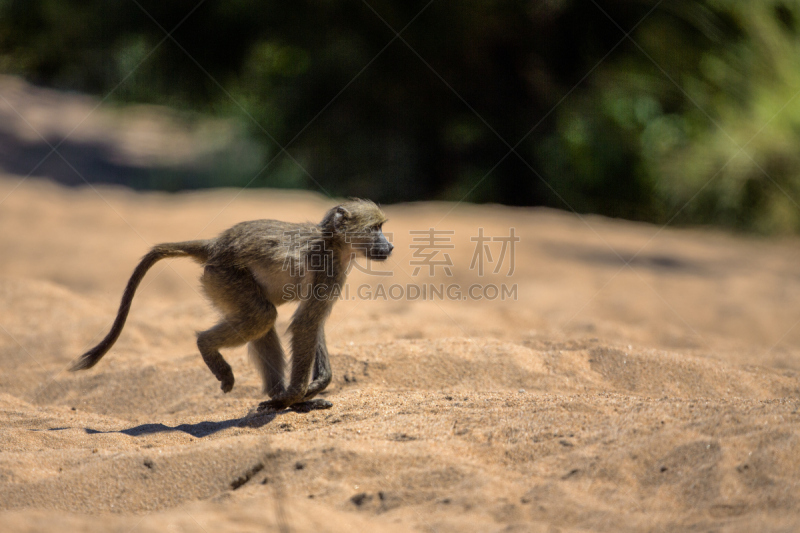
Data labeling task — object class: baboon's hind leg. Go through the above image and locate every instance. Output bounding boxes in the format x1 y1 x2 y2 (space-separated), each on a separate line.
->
197 265 277 393
197 322 248 393
248 328 286 398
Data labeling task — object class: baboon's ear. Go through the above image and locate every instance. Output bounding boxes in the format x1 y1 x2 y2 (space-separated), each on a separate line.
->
333 206 351 232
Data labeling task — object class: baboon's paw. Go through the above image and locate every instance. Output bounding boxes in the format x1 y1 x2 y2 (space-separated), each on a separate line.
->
257 398 286 412
291 399 333 413
220 374 235 393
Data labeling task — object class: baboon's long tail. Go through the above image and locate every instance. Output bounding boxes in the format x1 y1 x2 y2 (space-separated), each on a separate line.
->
70 240 210 371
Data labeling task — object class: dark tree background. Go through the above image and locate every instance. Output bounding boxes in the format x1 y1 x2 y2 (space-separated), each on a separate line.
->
2 1 800 232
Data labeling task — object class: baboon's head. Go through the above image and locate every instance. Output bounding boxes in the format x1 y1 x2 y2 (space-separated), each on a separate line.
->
321 199 393 261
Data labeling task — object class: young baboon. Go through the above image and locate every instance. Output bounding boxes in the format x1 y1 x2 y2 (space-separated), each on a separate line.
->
71 199 392 411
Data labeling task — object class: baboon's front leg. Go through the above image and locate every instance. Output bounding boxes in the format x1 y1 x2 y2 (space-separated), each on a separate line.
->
248 328 286 398
257 302 322 411
303 329 332 400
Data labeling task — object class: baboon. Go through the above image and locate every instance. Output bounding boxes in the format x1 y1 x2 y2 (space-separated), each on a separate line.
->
70 199 392 411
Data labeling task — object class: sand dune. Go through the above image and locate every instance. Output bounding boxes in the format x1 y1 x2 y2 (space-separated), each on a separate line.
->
1 176 800 532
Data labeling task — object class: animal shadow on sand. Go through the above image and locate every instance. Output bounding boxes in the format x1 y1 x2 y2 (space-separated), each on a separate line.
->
41 401 331 438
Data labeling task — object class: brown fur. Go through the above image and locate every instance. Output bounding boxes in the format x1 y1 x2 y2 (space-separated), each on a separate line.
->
71 199 392 410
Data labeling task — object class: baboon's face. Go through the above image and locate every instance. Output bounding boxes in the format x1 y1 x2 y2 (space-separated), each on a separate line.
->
362 222 393 261
327 200 392 261
345 221 393 261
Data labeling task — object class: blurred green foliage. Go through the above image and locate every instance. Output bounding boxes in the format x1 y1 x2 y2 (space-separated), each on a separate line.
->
3 1 800 232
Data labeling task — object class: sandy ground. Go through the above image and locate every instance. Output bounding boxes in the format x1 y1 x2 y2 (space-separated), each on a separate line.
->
1 175 800 532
